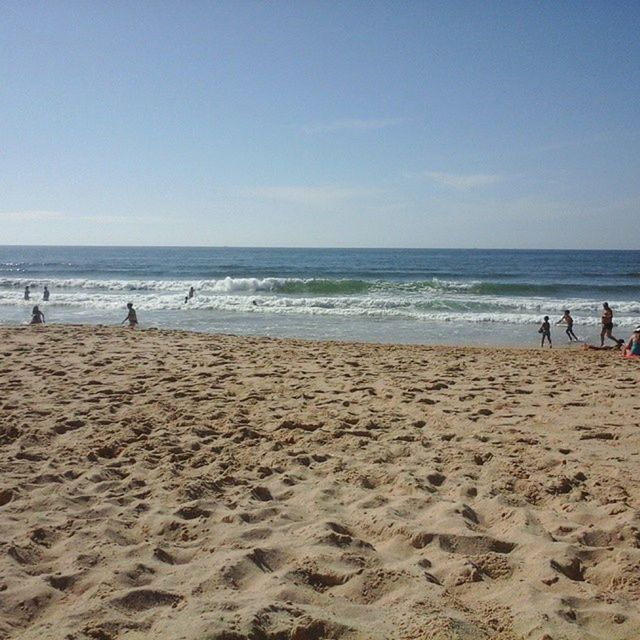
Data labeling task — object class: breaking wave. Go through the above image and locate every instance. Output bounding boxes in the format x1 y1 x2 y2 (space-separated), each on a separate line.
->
2 275 639 297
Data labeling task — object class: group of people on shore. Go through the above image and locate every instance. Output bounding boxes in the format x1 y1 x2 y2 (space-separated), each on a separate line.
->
25 283 199 328
538 302 640 357
26 282 138 328
25 280 199 328
538 309 579 348
21 285 640 357
30 302 139 328
25 285 50 325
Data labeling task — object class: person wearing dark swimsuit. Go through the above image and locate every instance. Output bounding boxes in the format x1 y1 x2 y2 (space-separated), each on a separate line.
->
539 316 552 348
122 303 138 328
600 302 619 347
30 305 45 324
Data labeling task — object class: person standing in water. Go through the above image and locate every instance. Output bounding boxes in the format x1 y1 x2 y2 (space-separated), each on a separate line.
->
188 286 195 299
122 303 138 328
538 316 552 348
24 285 30 300
600 302 620 347
556 310 578 342
43 286 50 302
30 305 45 324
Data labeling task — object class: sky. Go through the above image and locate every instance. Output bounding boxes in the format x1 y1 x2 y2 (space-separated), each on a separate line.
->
1 1 639 249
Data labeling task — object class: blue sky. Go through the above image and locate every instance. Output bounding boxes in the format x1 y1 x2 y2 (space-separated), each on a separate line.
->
1 1 639 248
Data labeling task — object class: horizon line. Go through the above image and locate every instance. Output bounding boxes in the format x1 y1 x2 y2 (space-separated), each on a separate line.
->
1 244 639 252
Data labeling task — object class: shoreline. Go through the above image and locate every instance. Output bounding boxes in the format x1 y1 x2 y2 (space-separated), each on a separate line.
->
2 245 639 351
1 320 629 351
1 325 638 639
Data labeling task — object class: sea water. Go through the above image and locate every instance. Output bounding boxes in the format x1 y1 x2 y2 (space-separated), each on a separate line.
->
1 246 639 346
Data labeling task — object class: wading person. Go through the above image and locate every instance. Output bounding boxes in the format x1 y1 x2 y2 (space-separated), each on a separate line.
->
557 310 578 342
600 302 620 347
30 305 45 324
122 303 138 328
538 316 552 349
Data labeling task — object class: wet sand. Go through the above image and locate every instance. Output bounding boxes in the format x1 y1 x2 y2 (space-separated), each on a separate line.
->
1 325 639 640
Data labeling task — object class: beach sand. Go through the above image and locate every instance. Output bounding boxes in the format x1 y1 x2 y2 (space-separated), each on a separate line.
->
1 325 639 640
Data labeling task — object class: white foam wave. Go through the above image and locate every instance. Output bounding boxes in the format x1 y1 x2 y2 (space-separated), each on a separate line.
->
0 276 291 293
1 290 639 327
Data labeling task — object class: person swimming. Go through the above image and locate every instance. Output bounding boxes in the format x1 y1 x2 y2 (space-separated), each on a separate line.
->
43 286 50 301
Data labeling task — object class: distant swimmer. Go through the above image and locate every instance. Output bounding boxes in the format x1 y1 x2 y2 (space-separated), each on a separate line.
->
600 302 620 347
122 302 138 328
24 285 30 301
538 315 552 348
556 309 578 342
43 286 50 302
30 305 45 325
188 286 195 299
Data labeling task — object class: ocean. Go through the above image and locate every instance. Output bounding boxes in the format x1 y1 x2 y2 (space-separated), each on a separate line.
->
1 246 639 346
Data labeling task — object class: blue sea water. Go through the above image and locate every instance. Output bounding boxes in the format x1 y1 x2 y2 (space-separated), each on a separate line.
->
1 246 639 346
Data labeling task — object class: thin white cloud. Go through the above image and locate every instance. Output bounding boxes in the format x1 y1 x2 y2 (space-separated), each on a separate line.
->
76 213 168 224
245 186 375 208
423 171 505 190
0 210 169 224
0 210 69 222
301 118 405 134
532 129 639 154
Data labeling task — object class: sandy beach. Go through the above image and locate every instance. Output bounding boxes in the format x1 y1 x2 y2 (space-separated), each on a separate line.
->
1 325 639 640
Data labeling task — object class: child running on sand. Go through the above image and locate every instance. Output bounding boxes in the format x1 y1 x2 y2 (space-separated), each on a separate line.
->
538 316 552 348
122 303 138 328
556 310 578 342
